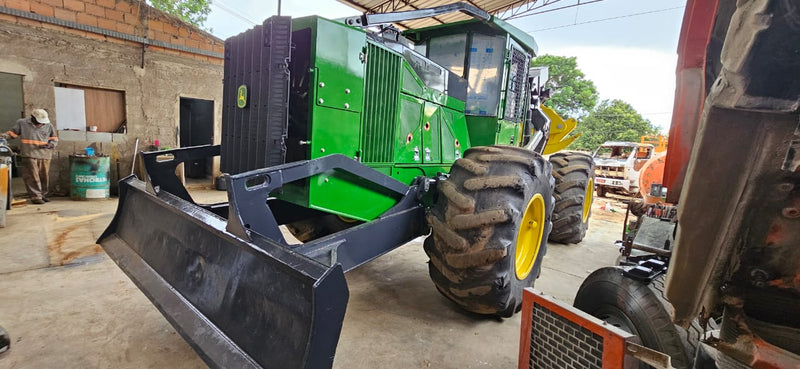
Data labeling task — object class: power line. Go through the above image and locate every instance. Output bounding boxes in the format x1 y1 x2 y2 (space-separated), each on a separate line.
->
527 5 685 32
506 0 605 20
211 0 259 26
503 0 605 20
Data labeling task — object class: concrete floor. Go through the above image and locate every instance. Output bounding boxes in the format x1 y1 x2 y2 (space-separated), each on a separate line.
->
0 191 628 369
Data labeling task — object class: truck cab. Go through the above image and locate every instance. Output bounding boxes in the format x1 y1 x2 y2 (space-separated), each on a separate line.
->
593 141 654 196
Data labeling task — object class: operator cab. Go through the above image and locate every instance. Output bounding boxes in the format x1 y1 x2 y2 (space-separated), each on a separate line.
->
404 19 548 148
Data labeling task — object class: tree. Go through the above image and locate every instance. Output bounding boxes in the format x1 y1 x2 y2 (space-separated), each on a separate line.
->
150 0 211 30
572 99 659 150
531 55 598 118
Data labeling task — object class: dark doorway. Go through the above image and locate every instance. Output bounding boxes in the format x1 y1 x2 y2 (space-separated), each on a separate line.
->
0 72 24 178
179 97 214 179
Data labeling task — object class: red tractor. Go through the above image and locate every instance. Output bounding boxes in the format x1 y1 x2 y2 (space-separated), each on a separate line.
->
519 0 800 368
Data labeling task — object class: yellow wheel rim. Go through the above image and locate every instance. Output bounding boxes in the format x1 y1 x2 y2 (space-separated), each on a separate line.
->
583 178 594 223
515 194 546 280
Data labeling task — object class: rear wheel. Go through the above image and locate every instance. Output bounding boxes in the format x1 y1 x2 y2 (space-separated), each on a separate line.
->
548 151 595 244
574 268 705 369
425 146 554 317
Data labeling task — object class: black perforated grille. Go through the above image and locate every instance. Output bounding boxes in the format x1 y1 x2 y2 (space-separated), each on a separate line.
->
504 48 529 122
529 302 604 369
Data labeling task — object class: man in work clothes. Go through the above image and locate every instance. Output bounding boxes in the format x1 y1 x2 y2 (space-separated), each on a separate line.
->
2 109 58 204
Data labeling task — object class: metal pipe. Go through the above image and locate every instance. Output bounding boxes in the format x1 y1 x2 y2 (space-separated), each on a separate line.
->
130 138 139 176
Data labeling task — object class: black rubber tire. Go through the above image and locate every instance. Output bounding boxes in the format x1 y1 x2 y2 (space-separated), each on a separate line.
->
649 274 714 364
0 324 9 354
286 214 361 242
548 151 595 244
574 268 705 369
425 145 554 317
628 200 649 217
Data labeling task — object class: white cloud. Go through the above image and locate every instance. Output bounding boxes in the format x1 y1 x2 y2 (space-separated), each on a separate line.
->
544 46 677 132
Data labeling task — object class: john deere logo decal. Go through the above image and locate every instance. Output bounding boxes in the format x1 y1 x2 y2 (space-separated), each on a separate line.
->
237 85 248 108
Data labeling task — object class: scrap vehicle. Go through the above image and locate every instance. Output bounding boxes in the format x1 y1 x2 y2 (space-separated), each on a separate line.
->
97 3 595 368
593 141 661 197
519 0 800 368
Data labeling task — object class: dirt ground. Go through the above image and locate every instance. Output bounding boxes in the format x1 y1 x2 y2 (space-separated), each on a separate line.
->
0 190 629 369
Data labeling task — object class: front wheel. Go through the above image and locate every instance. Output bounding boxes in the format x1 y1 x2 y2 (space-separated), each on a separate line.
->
425 146 554 317
574 268 705 369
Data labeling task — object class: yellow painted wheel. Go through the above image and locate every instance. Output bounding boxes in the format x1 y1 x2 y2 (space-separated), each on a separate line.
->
515 194 546 280
425 145 553 317
583 178 594 223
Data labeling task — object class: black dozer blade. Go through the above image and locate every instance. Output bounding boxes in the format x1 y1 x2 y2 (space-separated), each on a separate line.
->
98 176 348 369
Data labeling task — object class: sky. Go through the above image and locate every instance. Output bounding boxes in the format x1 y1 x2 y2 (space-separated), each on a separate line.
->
204 0 688 132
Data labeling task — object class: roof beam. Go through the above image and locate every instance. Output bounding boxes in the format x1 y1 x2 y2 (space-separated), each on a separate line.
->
366 0 448 25
345 2 490 27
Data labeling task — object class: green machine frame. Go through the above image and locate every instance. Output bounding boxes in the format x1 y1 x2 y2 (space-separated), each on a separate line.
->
266 12 543 221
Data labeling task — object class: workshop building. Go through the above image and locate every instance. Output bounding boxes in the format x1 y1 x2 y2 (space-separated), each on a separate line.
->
0 0 224 193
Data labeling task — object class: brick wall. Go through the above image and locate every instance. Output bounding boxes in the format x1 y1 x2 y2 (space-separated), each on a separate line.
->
0 0 225 195
0 0 224 63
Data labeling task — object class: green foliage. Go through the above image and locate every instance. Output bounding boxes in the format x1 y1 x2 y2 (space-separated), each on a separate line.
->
531 55 598 118
572 99 660 150
149 0 211 29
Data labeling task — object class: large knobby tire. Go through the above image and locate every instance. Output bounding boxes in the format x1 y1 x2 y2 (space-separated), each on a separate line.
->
574 268 706 369
548 151 595 244
425 146 554 317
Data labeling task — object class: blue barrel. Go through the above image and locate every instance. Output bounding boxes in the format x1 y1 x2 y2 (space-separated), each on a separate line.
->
70 155 110 200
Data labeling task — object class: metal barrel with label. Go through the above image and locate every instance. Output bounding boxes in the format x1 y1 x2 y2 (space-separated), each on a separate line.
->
70 155 110 200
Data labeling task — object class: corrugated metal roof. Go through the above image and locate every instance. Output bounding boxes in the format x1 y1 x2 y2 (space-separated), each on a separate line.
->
337 0 539 30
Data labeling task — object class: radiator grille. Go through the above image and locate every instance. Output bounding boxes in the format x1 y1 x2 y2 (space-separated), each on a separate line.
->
529 302 604 369
596 165 625 179
361 43 401 163
504 48 529 122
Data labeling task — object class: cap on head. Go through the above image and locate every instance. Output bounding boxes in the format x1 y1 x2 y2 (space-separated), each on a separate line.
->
31 109 50 124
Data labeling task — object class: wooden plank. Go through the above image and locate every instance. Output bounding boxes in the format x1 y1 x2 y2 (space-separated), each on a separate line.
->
81 86 126 133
